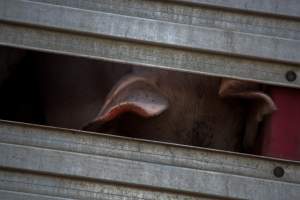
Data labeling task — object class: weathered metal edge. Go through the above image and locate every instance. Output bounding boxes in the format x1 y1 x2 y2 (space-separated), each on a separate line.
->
168 0 300 19
0 189 72 200
0 120 299 199
0 169 217 200
1 22 300 89
29 0 300 41
0 0 299 64
2 119 300 184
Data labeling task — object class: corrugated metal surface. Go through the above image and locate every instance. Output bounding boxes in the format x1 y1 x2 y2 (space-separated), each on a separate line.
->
1 1 300 199
0 120 300 199
169 0 300 18
0 0 300 88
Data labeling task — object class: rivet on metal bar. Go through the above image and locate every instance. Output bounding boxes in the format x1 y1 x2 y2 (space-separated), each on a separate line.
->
273 166 285 178
286 71 297 82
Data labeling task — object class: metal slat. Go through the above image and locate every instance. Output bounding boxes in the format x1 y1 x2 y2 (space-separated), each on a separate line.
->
0 120 299 199
1 23 300 89
1 0 299 63
169 0 300 18
0 170 214 200
0 0 299 88
26 0 300 41
0 190 72 200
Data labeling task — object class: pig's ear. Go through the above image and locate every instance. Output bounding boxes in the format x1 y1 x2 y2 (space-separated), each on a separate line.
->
219 79 276 151
83 75 169 130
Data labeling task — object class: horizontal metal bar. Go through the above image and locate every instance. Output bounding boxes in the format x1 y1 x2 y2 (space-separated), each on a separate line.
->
0 0 299 64
0 190 72 200
29 0 300 41
0 169 214 200
1 120 299 184
1 22 299 89
0 120 299 199
169 0 300 19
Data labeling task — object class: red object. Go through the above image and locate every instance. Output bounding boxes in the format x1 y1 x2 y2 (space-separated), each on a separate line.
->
259 86 300 161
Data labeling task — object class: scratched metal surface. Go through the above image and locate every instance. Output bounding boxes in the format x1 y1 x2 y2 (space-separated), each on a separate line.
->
0 120 300 199
168 0 300 18
0 0 299 88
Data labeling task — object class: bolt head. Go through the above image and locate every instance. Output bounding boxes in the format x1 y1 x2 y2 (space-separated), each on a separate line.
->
286 71 297 82
273 166 284 178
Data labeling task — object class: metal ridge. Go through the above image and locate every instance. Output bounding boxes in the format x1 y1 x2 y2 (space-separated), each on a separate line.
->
1 0 299 64
169 0 300 19
0 0 300 88
0 120 299 199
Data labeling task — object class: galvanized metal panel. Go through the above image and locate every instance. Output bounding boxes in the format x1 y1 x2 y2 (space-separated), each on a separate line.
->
0 170 216 200
28 0 300 40
1 0 299 63
169 0 300 18
0 120 299 199
0 0 299 88
1 23 300 89
0 190 72 200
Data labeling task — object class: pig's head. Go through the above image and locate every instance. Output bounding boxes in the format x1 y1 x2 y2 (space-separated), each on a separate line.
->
83 70 275 152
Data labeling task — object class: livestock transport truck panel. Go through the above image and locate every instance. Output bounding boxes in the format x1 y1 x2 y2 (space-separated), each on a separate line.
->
0 0 300 199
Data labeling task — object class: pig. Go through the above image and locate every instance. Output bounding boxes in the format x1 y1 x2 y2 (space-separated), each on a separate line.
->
83 68 276 152
34 52 275 152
